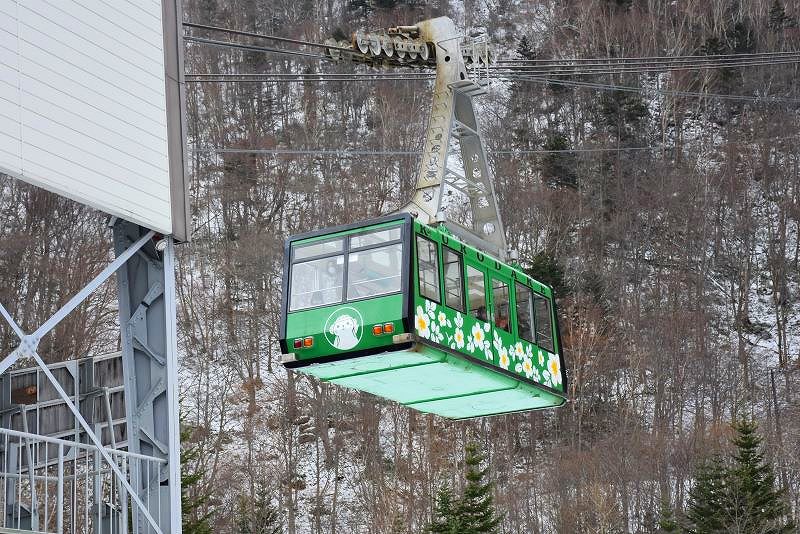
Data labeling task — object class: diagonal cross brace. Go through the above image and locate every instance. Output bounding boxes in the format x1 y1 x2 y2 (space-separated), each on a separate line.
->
0 230 165 533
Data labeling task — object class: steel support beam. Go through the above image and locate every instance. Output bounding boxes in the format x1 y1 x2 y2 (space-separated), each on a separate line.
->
114 221 181 534
400 16 508 260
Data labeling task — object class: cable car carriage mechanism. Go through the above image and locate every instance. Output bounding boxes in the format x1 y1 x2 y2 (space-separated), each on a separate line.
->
279 18 566 419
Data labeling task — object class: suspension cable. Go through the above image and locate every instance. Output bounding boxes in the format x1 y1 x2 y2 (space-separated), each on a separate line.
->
495 75 800 104
184 36 331 60
183 21 356 52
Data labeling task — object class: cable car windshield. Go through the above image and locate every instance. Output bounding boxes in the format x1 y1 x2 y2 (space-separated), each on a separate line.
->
289 226 404 311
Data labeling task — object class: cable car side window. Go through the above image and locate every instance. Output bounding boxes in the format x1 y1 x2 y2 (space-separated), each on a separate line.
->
293 237 344 261
416 235 440 302
350 227 402 249
289 255 344 311
515 282 534 343
347 243 403 299
533 294 555 352
442 247 464 312
466 265 488 322
492 278 510 331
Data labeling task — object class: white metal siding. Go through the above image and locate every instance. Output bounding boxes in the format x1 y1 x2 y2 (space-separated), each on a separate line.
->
0 0 173 234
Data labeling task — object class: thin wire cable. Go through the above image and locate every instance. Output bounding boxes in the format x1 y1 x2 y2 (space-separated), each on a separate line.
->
496 75 800 104
485 58 800 76
190 135 799 157
188 71 800 103
184 35 331 60
491 55 800 69
196 148 421 155
488 60 800 75
184 22 799 65
191 55 800 78
496 50 800 63
193 146 655 156
185 72 434 78
185 77 432 83
183 72 797 101
184 21 355 52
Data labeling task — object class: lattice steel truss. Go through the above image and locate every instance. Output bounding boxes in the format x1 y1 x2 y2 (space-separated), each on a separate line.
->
0 220 181 533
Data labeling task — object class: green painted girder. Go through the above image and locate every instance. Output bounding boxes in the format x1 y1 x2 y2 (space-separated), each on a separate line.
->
295 345 565 419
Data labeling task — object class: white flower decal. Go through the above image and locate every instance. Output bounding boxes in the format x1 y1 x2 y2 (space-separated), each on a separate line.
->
415 305 430 339
492 330 503 351
522 356 534 379
547 354 562 387
425 299 436 318
498 347 510 370
471 323 486 347
453 328 465 349
413 299 561 387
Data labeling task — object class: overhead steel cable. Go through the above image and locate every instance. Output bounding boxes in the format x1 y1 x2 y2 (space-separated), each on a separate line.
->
496 50 800 63
184 72 435 83
491 56 800 70
184 35 331 61
191 136 799 157
194 147 657 156
183 70 798 102
183 21 355 52
485 58 800 76
186 77 433 83
186 72 434 77
496 75 800 104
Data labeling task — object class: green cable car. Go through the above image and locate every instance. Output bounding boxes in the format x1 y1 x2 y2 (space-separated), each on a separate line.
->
279 16 567 418
279 214 567 419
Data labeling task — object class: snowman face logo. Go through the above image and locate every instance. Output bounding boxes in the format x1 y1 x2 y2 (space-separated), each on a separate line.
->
324 307 363 351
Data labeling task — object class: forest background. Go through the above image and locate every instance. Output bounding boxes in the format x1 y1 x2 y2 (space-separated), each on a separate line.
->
1 0 799 532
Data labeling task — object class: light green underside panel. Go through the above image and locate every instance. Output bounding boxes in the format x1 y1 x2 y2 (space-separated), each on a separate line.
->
294 346 565 419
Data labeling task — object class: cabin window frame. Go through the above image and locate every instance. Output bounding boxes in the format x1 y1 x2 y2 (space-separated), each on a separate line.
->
514 281 535 343
490 275 512 333
532 291 556 353
288 223 405 312
415 234 441 304
288 242 346 312
442 245 465 312
465 263 489 322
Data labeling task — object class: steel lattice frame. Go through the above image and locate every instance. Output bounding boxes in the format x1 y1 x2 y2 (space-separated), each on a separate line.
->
0 220 181 533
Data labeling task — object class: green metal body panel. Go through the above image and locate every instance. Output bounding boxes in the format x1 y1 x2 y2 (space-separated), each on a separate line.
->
285 294 405 361
281 215 567 419
410 220 565 396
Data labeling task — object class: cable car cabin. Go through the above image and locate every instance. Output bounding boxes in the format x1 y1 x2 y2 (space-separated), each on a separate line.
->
279 214 567 419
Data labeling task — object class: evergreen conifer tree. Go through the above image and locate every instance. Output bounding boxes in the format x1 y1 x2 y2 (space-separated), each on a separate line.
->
181 427 213 534
427 444 502 533
236 489 283 534
657 500 680 533
726 420 795 534
453 443 502 534
687 456 728 533
428 484 458 534
686 421 796 534
390 513 408 534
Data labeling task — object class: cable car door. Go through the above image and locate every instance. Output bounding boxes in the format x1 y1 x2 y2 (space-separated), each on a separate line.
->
488 269 514 370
